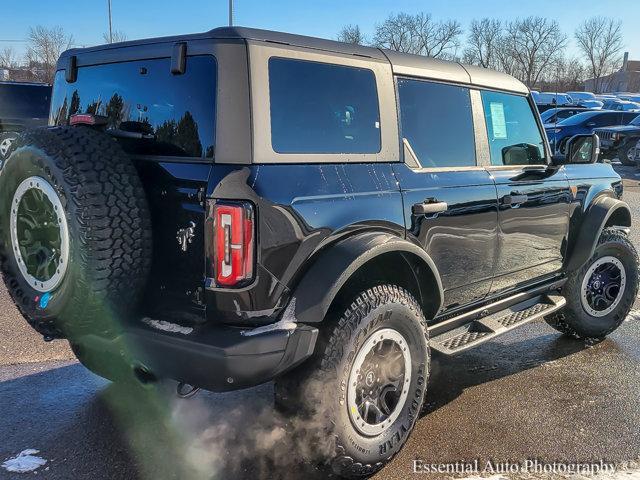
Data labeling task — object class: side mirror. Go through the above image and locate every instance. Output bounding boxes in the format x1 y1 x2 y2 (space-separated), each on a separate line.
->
565 134 600 164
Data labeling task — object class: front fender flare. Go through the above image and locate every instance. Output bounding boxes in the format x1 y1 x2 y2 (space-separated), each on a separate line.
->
291 232 444 324
566 196 631 271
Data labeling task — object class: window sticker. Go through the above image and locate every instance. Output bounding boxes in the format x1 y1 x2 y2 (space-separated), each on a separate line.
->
489 102 508 139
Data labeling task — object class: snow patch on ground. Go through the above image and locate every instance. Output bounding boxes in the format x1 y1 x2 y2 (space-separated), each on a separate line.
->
1 449 47 473
625 310 640 323
142 318 193 335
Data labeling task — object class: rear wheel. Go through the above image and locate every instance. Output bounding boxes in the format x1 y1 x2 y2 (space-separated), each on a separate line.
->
545 228 639 341
275 285 429 478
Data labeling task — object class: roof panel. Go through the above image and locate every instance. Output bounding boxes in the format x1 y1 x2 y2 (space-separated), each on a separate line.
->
382 49 470 84
461 64 529 94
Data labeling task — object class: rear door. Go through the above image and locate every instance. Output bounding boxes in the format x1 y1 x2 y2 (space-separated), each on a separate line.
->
49 54 217 323
480 90 572 294
393 78 499 310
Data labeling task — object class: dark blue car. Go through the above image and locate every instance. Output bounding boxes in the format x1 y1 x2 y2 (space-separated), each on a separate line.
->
545 110 638 154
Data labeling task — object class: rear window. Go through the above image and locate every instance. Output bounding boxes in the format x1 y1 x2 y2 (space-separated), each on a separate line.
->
269 58 381 154
0 83 51 119
50 56 216 158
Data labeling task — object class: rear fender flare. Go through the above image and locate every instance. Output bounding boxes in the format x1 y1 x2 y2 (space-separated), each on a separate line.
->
566 196 631 271
291 232 444 324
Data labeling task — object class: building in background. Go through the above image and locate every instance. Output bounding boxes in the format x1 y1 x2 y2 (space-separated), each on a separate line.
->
585 52 640 94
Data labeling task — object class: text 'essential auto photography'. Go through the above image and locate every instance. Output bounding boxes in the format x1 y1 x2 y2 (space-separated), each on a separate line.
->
1 1 640 480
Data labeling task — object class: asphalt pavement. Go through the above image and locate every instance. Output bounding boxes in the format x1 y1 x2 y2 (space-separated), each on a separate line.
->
1 165 640 480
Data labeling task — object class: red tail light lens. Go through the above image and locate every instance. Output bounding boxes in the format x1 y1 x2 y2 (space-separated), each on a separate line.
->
212 201 255 287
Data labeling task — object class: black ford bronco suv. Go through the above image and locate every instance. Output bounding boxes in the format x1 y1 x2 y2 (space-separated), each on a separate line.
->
0 27 638 478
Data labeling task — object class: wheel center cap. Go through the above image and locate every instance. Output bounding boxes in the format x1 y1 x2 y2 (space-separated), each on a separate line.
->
365 371 375 387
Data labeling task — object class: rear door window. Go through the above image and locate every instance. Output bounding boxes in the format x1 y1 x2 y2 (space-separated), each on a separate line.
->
397 78 476 168
50 56 216 158
481 91 546 166
269 58 381 154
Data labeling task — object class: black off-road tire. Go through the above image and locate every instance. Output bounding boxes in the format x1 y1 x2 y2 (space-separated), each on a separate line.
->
617 141 638 167
0 126 152 339
275 285 429 478
545 228 639 342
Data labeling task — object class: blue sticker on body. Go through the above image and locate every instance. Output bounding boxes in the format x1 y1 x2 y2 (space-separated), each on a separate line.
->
40 293 51 309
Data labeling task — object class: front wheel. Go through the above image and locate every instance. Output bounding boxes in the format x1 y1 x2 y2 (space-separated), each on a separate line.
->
275 285 429 478
546 228 639 341
617 141 638 166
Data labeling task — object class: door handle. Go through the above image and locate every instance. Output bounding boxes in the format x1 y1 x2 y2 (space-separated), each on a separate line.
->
412 200 448 215
502 194 528 206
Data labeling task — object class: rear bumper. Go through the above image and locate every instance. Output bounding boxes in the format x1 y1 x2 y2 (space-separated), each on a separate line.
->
72 321 318 392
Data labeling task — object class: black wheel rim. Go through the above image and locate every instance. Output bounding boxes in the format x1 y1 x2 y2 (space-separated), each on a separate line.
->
347 328 411 436
581 256 626 317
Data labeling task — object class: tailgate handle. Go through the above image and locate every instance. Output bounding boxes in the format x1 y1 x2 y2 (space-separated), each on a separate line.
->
412 200 448 215
503 194 528 206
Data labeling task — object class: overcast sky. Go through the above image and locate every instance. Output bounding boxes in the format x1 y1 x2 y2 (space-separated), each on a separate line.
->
4 0 640 61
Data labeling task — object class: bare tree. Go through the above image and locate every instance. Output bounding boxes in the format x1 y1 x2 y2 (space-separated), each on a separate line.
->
412 13 462 59
373 12 462 58
373 12 418 53
0 47 18 68
542 56 586 92
102 30 128 44
502 16 567 88
337 25 366 45
575 17 624 93
463 18 502 68
26 25 74 83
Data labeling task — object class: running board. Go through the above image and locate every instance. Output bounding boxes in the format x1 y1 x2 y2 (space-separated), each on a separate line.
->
430 294 566 355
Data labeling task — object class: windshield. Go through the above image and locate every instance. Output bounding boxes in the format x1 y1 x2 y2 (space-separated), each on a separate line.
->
557 111 598 126
0 83 51 119
540 109 558 122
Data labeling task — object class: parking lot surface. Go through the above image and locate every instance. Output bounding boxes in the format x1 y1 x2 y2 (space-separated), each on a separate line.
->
1 165 640 480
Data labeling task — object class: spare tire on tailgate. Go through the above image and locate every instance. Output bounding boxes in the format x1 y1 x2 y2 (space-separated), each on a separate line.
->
0 127 152 339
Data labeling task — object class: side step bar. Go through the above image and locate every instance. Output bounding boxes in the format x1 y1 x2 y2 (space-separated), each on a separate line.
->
430 294 566 355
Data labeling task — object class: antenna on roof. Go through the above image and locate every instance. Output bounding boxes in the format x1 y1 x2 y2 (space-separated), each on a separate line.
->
229 0 234 26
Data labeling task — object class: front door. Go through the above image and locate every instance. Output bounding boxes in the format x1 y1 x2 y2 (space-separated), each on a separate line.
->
393 78 499 310
479 90 572 294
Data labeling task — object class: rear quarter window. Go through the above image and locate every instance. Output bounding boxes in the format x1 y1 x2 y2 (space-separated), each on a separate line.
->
268 58 381 154
50 55 216 158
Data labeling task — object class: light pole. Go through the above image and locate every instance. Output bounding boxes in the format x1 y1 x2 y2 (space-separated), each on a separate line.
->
107 0 113 43
229 0 234 26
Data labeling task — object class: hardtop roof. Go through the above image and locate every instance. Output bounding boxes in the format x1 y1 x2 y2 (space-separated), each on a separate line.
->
59 26 528 94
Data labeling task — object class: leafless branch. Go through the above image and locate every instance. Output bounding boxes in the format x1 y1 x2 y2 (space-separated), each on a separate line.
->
337 25 366 45
575 17 624 93
26 25 74 83
463 18 502 68
102 30 128 44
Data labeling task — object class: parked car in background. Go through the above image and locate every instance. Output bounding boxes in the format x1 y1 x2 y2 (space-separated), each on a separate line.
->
595 114 640 165
533 92 575 112
576 99 604 109
602 99 640 112
545 110 639 154
540 107 592 126
567 91 596 102
618 94 640 103
0 81 51 166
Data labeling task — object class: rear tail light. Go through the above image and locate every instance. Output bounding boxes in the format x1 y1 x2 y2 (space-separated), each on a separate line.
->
211 201 255 287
